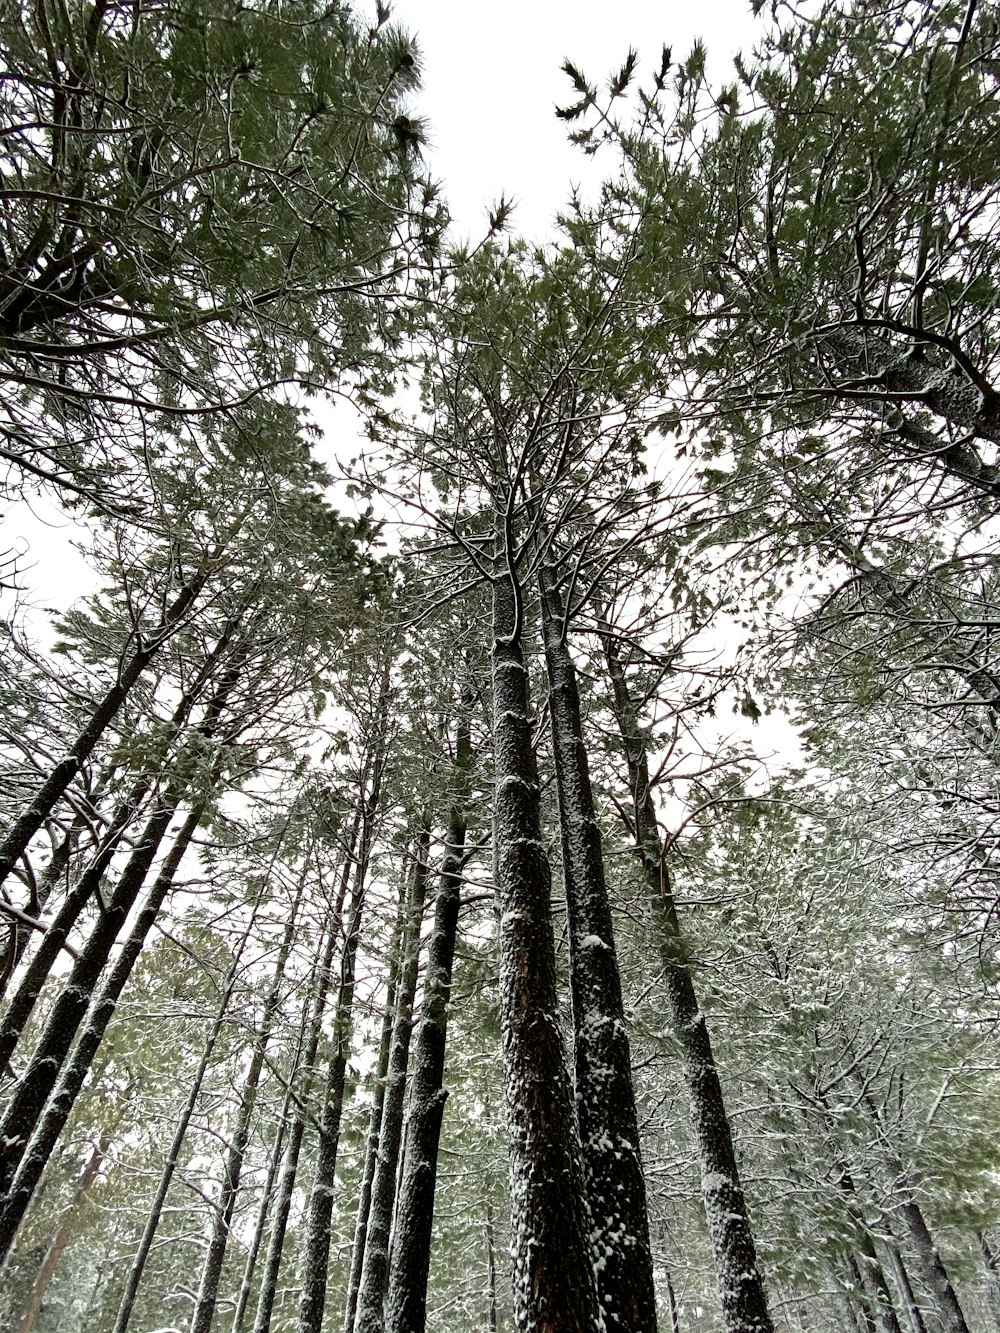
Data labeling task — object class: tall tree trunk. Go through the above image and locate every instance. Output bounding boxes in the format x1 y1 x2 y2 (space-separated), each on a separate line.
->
0 620 242 1073
0 797 205 1261
0 816 79 996
354 829 430 1333
250 929 341 1333
113 940 248 1333
602 623 773 1333
251 801 368 1333
539 563 656 1333
188 877 305 1333
385 713 471 1333
343 904 405 1333
232 1005 309 1333
0 567 208 893
979 1234 1000 1333
489 515 599 1333
297 840 376 1333
890 1175 969 1333
12 1137 108 1333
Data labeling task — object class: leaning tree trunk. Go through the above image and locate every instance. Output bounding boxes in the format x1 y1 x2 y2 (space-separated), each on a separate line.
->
353 829 430 1333
539 562 656 1333
0 815 80 996
602 623 774 1333
0 659 240 1227
188 875 306 1333
489 513 599 1333
888 1242 929 1333
0 632 243 1076
0 796 208 1262
836 1167 904 1333
0 566 208 894
385 712 471 1333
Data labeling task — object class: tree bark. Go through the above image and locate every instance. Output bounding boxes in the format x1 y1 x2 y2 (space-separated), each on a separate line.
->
602 624 773 1333
888 1243 929 1333
354 829 430 1333
539 563 656 1333
0 567 208 894
0 797 204 1262
188 878 305 1333
385 716 471 1333
343 901 404 1333
489 515 599 1333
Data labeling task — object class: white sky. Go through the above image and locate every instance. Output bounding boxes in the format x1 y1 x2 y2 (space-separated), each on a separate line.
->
386 0 763 238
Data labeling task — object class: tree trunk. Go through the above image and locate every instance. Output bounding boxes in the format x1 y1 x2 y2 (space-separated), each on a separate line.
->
343 902 405 1333
539 563 656 1333
12 1137 107 1333
0 816 79 996
602 624 774 1333
112 945 246 1333
296 846 373 1333
250 860 351 1333
0 798 205 1262
889 1243 929 1333
354 829 430 1333
188 878 305 1333
385 714 471 1333
0 567 208 893
0 621 242 1074
489 515 599 1333
837 1168 904 1333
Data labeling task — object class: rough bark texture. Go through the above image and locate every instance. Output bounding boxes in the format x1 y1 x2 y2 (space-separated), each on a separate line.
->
0 799 203 1261
354 830 430 1333
385 714 471 1333
491 518 600 1333
0 569 206 893
603 626 773 1333
819 326 1000 459
539 564 656 1333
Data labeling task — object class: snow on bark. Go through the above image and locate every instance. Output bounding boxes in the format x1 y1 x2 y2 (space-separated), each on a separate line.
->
540 564 656 1333
491 520 600 1333
386 703 471 1333
603 625 774 1333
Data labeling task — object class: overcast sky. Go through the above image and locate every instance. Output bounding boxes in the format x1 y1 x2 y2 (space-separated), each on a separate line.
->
387 0 762 238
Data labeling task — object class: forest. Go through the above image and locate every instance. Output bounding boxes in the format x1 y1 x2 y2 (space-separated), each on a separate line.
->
0 1 999 1331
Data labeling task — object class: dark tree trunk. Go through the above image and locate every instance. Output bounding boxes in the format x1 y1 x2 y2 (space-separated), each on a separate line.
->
0 798 204 1261
0 568 207 893
979 1234 1000 1333
846 1253 880 1333
354 830 430 1333
489 516 599 1333
385 715 471 1333
297 849 372 1333
344 900 405 1333
0 618 241 1072
0 817 79 996
539 563 656 1333
188 880 305 1333
602 625 773 1333
837 1168 904 1333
